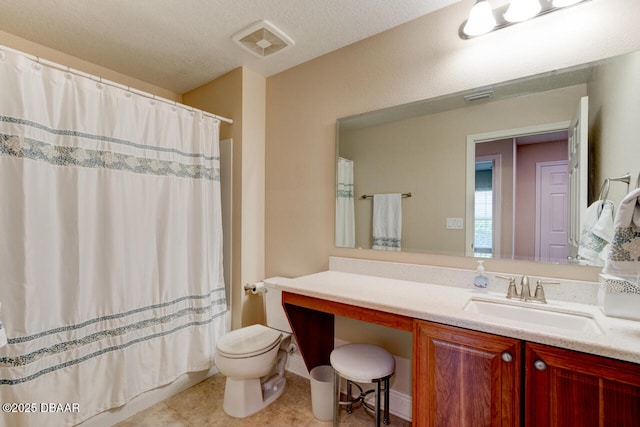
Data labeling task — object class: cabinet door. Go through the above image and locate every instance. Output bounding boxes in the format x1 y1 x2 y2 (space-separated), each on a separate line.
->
413 320 521 427
526 342 640 427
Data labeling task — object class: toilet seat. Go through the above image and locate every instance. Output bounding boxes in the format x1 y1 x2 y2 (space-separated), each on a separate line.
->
216 324 282 359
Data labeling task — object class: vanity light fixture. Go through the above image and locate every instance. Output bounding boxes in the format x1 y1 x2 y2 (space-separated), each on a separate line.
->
460 0 589 39
504 0 542 23
463 0 497 37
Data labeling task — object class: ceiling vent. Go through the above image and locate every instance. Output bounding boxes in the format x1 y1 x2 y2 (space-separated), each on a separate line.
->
232 20 294 58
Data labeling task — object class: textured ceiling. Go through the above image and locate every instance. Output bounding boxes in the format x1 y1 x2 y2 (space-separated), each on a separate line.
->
0 0 460 94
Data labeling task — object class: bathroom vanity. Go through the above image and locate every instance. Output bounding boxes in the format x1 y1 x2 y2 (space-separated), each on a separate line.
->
278 259 640 426
413 320 640 426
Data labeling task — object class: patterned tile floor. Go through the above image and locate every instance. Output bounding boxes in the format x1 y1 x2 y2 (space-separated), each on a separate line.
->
114 372 411 426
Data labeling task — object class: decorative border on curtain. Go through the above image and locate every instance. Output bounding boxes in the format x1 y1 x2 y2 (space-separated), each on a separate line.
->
0 115 220 181
0 288 226 379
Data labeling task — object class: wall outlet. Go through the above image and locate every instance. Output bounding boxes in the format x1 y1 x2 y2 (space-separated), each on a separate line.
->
446 217 464 230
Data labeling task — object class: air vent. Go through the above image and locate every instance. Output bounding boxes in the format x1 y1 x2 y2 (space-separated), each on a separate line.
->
464 90 494 102
232 20 294 58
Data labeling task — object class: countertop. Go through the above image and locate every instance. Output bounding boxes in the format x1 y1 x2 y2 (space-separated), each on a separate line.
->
274 270 640 365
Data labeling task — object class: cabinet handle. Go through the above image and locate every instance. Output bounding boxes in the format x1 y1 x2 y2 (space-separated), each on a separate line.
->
501 352 513 363
534 360 547 371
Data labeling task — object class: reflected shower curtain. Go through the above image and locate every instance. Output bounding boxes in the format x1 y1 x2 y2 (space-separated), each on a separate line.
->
336 157 355 247
0 47 228 427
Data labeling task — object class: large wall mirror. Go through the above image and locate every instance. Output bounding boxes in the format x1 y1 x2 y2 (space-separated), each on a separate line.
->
336 49 640 266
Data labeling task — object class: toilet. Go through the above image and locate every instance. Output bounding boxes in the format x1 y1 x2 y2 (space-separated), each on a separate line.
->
214 279 293 418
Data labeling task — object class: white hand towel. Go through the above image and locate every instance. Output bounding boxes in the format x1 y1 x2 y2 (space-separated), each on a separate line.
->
0 302 7 348
603 188 640 278
578 200 615 265
372 193 402 251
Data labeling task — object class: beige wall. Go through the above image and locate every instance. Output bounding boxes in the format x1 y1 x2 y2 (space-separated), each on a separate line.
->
590 50 640 205
265 0 640 283
183 68 267 329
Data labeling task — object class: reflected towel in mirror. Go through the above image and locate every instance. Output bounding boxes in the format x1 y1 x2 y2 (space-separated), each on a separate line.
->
372 193 402 251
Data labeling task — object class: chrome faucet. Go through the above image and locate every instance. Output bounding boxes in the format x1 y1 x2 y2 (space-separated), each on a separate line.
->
520 275 532 301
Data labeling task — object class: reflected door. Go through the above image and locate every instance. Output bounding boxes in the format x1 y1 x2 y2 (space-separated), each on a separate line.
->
537 161 568 262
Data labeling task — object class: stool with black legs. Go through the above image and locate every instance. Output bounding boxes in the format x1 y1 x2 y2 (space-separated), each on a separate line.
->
330 343 395 426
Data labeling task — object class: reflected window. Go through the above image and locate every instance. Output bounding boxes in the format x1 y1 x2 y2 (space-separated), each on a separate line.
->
475 161 493 257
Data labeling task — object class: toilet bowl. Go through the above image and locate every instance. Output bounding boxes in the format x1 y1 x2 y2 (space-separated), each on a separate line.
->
214 279 293 418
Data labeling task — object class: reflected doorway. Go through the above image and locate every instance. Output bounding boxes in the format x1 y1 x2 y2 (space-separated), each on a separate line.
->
536 160 569 262
466 125 570 260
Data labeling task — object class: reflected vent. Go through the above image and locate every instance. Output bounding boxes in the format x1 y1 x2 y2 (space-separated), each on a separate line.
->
464 90 495 102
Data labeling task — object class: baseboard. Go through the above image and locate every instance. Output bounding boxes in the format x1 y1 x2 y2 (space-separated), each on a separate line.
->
388 388 412 422
285 351 412 422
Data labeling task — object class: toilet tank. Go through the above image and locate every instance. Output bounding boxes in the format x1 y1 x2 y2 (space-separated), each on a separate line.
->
263 277 293 333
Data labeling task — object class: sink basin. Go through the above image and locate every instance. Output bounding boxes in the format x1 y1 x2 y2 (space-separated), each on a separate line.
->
464 297 604 335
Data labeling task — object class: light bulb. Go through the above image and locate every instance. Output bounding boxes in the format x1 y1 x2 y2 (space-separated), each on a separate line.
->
504 0 542 23
552 0 584 7
463 0 497 37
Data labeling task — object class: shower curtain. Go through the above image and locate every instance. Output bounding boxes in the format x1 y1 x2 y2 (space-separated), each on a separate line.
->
336 157 355 247
0 47 228 427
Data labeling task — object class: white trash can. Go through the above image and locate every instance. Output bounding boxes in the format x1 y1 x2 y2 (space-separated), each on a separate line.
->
309 365 335 421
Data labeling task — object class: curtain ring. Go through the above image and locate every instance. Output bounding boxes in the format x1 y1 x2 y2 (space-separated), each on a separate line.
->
33 56 42 71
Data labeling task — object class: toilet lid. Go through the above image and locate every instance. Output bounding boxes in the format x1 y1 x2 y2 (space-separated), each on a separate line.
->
216 324 282 358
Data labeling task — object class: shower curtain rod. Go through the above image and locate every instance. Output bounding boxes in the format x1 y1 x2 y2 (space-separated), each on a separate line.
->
0 45 234 125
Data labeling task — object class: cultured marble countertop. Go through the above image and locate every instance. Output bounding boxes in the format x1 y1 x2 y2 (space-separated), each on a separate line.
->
275 270 640 365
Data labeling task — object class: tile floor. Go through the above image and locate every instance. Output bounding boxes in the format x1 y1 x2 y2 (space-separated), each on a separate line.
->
114 372 411 426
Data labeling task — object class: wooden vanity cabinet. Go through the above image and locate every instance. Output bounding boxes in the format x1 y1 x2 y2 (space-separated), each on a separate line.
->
413 320 521 426
526 342 640 427
414 319 640 427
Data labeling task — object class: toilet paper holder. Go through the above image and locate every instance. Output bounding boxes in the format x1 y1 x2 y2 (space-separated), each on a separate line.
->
243 282 267 294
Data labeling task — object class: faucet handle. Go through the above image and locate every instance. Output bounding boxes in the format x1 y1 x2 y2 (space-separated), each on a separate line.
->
532 280 560 304
496 275 518 299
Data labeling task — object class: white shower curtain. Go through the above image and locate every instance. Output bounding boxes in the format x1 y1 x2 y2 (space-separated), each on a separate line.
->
0 47 228 427
336 157 355 247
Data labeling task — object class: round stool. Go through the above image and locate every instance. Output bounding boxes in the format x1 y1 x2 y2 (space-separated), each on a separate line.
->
330 343 395 426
